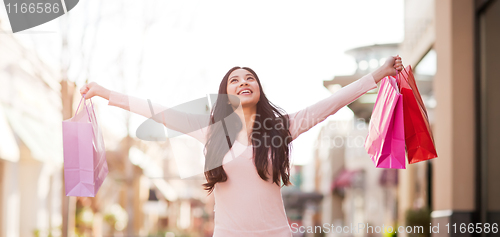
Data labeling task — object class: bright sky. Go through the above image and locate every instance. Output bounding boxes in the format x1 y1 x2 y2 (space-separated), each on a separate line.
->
3 0 404 166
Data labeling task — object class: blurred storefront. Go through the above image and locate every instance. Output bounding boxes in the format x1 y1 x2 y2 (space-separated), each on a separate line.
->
0 18 212 237
315 1 500 236
312 44 401 237
0 23 64 237
282 165 323 237
399 0 500 236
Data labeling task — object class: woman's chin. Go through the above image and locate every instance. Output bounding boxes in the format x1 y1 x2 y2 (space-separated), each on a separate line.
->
239 100 258 108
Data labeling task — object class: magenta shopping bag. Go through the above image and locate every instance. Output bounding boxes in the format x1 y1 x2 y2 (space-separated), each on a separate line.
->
364 76 405 169
62 96 108 197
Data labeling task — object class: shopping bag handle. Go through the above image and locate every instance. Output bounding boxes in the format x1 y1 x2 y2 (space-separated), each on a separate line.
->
395 73 401 93
88 98 98 125
394 63 411 93
74 94 98 125
75 95 85 117
398 65 411 83
75 95 103 147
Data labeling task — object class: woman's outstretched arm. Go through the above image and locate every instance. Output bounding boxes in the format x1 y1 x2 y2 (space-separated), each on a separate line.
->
80 83 210 143
287 56 403 140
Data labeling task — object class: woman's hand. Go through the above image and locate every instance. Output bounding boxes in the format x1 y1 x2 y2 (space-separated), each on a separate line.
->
372 56 404 83
384 55 403 77
79 82 111 100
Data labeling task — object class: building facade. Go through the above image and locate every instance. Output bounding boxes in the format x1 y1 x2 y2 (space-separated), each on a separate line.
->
400 0 500 236
0 22 64 237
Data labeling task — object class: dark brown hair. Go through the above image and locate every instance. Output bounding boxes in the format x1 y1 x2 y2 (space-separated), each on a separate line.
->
202 66 293 194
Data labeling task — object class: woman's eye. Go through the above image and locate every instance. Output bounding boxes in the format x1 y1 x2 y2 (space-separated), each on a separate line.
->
247 77 254 80
230 79 237 83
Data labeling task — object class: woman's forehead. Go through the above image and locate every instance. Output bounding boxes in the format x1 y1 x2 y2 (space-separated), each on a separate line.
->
229 69 253 78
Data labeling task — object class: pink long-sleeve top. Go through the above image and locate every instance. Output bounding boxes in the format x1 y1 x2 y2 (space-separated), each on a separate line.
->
108 73 378 236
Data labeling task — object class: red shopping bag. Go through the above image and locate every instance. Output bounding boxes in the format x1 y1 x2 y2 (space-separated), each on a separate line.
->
365 76 406 169
62 96 108 197
397 65 438 163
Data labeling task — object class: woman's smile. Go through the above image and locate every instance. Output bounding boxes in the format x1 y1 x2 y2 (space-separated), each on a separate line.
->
237 89 253 96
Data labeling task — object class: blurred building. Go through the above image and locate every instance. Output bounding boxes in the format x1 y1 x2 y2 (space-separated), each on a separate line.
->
95 125 212 236
311 43 401 237
399 1 500 237
153 136 214 236
324 44 399 122
0 19 212 237
315 1 500 237
282 165 323 237
0 23 64 237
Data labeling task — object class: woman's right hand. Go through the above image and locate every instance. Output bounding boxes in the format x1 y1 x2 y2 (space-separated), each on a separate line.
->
80 82 110 100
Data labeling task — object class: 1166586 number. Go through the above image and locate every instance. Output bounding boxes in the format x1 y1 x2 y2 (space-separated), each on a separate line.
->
6 2 59 14
446 223 498 234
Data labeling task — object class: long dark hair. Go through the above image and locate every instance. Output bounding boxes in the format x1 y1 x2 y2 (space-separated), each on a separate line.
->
202 66 293 194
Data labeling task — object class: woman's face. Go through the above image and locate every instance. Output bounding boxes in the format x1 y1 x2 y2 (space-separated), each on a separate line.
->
226 69 261 108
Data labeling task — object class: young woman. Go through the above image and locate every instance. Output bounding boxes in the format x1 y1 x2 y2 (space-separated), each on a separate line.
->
80 56 403 236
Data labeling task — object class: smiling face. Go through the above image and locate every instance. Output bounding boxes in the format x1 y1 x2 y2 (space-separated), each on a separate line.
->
226 69 261 108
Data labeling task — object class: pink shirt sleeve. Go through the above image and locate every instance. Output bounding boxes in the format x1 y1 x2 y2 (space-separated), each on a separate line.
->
288 73 378 140
107 92 210 143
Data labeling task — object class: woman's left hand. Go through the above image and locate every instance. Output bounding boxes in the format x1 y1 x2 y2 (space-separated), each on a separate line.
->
372 56 404 83
383 55 403 77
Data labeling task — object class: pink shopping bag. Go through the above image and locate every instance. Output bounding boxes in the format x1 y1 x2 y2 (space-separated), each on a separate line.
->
364 76 405 169
62 96 108 197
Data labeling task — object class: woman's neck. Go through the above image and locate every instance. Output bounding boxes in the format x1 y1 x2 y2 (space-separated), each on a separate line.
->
235 105 257 138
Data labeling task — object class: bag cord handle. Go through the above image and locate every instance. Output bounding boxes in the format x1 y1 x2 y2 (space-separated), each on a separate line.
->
74 94 98 125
